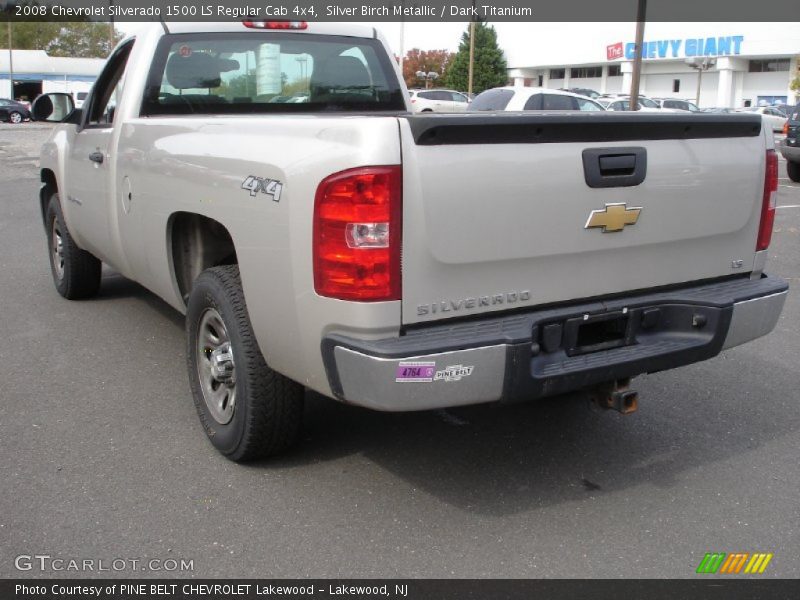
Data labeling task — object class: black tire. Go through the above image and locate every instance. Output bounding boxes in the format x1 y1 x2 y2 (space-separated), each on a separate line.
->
788 161 800 183
9 111 23 124
45 192 102 299
186 265 304 461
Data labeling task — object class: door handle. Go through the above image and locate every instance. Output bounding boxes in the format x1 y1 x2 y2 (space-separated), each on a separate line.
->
89 151 104 164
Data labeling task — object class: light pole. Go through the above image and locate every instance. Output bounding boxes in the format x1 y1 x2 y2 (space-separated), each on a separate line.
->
7 20 14 100
415 70 439 89
686 57 716 107
629 0 646 111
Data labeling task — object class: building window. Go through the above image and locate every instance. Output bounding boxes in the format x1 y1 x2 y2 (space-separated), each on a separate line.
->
748 59 790 73
607 65 621 77
549 68 565 79
673 79 680 93
570 66 602 78
538 75 543 86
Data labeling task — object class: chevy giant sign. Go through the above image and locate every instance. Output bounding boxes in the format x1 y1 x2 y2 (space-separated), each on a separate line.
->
609 36 745 60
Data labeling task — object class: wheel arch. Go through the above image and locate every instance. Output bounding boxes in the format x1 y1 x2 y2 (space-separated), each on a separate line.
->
39 169 59 227
167 211 238 307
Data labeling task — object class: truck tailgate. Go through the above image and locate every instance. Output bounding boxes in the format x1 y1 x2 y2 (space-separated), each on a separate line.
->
399 112 766 324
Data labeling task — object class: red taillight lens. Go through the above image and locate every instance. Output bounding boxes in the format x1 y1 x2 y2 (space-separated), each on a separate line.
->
757 149 778 251
243 20 307 29
314 166 402 301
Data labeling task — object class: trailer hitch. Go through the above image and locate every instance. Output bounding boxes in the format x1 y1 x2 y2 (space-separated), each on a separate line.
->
588 378 639 414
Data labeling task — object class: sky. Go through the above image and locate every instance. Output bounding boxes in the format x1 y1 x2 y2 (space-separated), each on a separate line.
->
115 21 528 56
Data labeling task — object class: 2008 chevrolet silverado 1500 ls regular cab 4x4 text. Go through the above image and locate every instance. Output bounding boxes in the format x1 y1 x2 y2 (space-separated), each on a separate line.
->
32 22 788 461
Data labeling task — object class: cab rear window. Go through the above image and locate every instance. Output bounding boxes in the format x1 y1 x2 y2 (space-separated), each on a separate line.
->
141 32 405 115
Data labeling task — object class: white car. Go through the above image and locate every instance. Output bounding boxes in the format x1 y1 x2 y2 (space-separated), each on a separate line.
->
73 91 89 109
605 97 671 112
652 98 701 112
468 87 605 112
408 89 470 113
736 106 788 132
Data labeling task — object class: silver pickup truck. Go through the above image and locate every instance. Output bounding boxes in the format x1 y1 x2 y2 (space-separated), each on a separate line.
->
33 22 788 461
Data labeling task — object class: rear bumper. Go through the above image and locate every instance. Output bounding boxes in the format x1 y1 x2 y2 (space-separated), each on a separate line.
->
322 275 788 411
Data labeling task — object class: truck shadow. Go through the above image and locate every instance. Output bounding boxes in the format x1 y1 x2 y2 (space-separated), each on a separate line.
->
259 351 798 516
88 271 798 518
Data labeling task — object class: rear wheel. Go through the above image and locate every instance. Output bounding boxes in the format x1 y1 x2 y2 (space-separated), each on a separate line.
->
788 161 800 183
8 111 23 124
186 265 304 461
45 193 101 299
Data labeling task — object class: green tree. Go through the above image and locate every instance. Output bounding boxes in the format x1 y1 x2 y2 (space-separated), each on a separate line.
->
9 22 122 58
444 22 508 94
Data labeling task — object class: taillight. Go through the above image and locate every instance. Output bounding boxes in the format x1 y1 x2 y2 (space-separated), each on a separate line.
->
783 121 789 135
243 20 307 29
313 166 402 301
757 149 778 251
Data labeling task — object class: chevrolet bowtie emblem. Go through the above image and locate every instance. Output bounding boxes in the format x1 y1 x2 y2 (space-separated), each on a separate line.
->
585 203 642 233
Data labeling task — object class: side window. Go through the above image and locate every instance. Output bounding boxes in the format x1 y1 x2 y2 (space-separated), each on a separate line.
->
451 92 467 103
542 94 577 110
433 91 451 101
576 97 602 111
469 89 514 111
418 91 437 100
86 41 134 127
523 94 543 110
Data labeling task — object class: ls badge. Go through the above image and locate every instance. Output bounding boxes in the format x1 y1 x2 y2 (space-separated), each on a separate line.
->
585 203 642 233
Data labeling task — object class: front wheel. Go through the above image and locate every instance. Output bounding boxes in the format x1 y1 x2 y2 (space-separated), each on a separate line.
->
186 265 304 461
45 193 101 299
788 161 800 183
8 111 23 124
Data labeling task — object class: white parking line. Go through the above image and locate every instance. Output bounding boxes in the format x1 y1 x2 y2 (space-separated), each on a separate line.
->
777 204 800 209
779 185 799 189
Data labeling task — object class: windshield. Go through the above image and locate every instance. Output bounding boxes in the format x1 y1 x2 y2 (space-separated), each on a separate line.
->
142 32 405 115
639 97 658 108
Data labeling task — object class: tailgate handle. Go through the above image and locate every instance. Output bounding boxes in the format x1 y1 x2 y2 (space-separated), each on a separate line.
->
599 154 636 175
583 147 647 188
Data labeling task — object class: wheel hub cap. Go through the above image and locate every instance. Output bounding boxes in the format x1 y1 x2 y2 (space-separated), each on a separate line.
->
51 219 65 280
196 308 237 425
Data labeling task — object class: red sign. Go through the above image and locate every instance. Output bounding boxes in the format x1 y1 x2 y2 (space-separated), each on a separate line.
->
607 42 624 61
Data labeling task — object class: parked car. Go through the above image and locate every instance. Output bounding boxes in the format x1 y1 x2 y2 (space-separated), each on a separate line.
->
408 88 470 113
0 98 31 123
778 102 800 182
73 91 89 110
700 107 735 113
468 87 605 112
736 106 788 132
606 97 672 112
32 22 787 461
652 98 701 112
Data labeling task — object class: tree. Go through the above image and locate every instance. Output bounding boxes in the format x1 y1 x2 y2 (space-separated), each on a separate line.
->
402 48 455 89
444 22 508 94
9 22 122 58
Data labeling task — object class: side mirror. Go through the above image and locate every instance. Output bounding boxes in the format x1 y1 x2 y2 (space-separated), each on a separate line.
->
31 93 77 123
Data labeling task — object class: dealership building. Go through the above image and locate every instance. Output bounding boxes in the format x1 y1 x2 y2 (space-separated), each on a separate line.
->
0 50 103 102
505 23 800 108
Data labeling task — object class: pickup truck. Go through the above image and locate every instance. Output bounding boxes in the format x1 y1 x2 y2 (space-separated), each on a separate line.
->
33 22 788 461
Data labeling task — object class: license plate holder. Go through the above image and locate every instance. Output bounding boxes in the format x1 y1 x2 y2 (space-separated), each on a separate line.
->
564 311 635 356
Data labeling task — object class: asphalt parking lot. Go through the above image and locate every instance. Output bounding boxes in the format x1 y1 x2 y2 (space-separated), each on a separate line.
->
1 122 798 579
